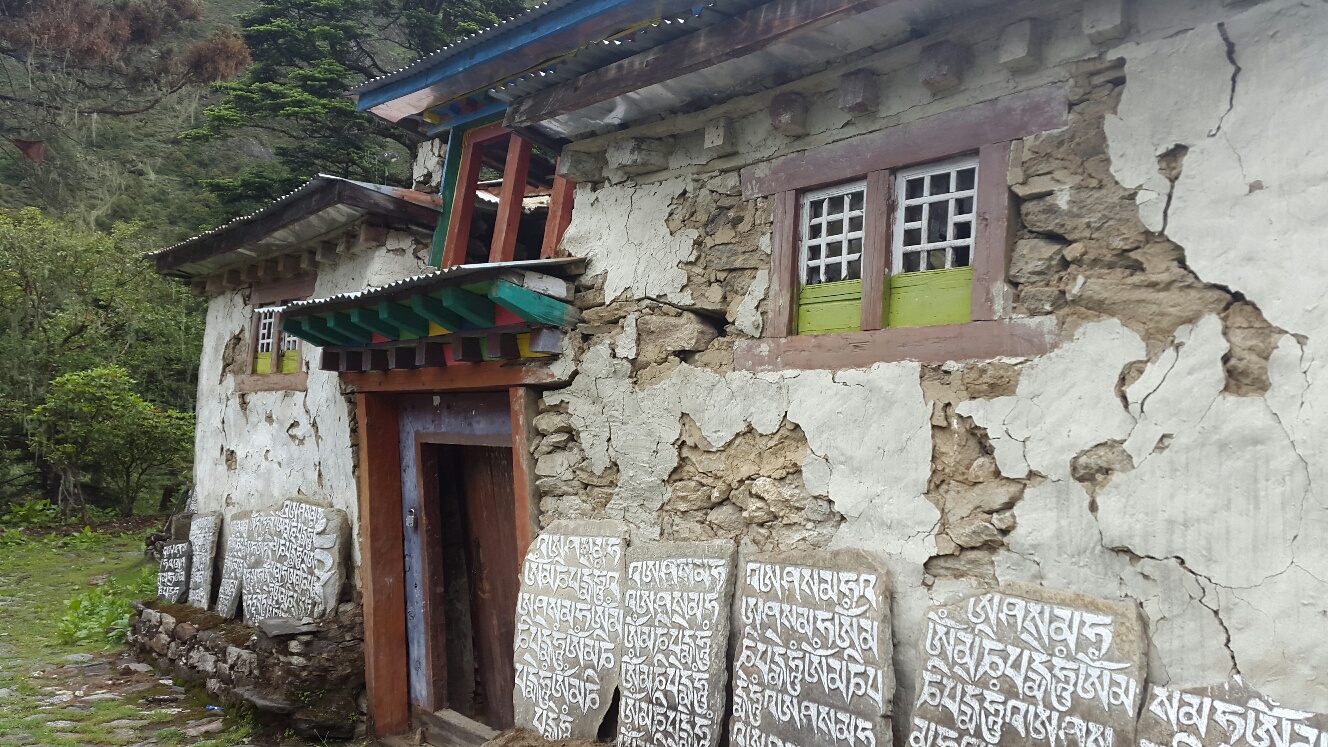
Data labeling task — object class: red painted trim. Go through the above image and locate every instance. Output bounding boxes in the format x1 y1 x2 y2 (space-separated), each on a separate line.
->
541 176 576 259
489 135 533 263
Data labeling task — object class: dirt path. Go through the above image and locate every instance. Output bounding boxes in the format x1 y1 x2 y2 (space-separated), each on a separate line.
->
0 526 375 747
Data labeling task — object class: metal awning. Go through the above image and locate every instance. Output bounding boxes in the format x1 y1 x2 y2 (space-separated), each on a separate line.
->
279 257 585 372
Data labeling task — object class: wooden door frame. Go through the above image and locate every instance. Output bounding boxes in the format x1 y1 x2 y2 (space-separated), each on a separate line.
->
356 386 540 737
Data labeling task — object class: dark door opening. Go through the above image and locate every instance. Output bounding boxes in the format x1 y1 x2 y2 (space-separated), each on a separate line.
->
419 442 519 731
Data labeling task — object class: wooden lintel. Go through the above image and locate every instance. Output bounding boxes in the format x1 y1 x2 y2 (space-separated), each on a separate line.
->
504 0 895 131
343 361 567 393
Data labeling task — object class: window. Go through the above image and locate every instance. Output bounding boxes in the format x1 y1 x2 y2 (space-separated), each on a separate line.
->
252 304 301 374
793 154 983 335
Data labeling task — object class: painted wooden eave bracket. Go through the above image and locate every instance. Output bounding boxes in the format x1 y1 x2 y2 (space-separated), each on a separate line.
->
279 262 582 370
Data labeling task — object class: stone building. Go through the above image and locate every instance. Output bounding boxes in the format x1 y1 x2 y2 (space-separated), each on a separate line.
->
153 0 1328 745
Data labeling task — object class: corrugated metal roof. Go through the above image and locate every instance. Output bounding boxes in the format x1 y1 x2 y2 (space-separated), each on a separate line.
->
283 257 586 317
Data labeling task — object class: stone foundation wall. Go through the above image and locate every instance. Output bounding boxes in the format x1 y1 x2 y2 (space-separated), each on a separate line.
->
520 0 1328 727
127 602 366 740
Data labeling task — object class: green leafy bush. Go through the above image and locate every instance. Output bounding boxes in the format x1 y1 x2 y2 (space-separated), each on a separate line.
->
0 528 26 546
55 566 159 646
1 499 58 527
60 526 107 549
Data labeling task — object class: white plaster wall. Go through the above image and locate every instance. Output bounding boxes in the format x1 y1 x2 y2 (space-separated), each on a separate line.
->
193 231 432 574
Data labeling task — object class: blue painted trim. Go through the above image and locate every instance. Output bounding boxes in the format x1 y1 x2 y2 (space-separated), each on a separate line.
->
424 100 509 137
355 0 656 112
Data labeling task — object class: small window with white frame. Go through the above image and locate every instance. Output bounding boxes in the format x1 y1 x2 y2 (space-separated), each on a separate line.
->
894 156 978 274
800 180 866 285
252 304 301 374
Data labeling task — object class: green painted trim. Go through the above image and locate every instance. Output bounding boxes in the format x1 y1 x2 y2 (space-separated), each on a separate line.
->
350 307 401 340
887 267 973 329
488 279 580 328
379 302 430 338
411 294 467 332
280 318 334 347
437 286 495 327
302 316 354 346
429 114 504 267
798 279 864 335
326 312 375 344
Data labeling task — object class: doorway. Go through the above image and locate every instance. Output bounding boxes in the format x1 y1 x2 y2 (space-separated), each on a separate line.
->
416 442 518 730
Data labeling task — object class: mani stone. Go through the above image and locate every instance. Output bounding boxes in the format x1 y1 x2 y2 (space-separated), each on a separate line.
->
730 549 895 747
241 499 348 625
157 541 192 604
910 583 1147 747
1138 677 1328 747
214 512 251 619
513 519 630 741
617 540 737 747
187 512 222 609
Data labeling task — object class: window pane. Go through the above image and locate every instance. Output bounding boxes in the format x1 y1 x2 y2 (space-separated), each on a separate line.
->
806 266 820 284
826 241 842 259
927 249 947 270
849 215 863 233
905 204 923 223
903 252 922 272
849 192 864 211
809 223 822 239
956 167 976 191
953 246 971 267
928 201 950 242
929 172 951 195
906 178 925 200
847 237 862 258
807 243 821 262
827 195 844 215
827 218 843 235
955 196 974 216
845 260 861 280
954 221 972 240
825 263 842 282
904 227 922 246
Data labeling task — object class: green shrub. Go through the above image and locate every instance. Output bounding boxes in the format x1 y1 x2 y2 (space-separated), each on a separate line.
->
0 528 26 546
1 499 58 527
55 566 159 646
60 526 106 549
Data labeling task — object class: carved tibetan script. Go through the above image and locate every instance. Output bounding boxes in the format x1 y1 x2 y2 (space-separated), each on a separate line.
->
731 550 894 747
157 541 191 603
1139 679 1328 747
241 500 346 624
187 512 222 609
912 585 1147 747
513 520 628 740
618 541 736 747
214 513 250 619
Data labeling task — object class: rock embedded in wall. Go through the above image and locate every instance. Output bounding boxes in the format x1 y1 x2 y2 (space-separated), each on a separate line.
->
731 549 894 747
157 541 192 603
187 512 222 609
214 512 251 619
618 540 736 747
911 584 1146 747
241 500 348 625
1138 678 1328 747
513 519 629 740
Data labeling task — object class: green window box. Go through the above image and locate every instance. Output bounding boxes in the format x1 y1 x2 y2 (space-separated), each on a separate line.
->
797 267 973 334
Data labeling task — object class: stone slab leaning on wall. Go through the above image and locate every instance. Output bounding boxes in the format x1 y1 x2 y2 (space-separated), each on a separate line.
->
187 512 222 609
911 584 1147 747
731 549 895 747
158 541 191 603
1139 678 1328 747
618 539 737 747
513 519 630 740
242 499 348 625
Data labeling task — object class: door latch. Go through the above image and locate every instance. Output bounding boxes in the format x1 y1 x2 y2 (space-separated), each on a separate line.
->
405 508 417 529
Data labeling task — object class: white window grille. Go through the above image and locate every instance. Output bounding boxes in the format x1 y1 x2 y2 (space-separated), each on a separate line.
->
800 179 867 286
893 156 979 274
256 306 280 355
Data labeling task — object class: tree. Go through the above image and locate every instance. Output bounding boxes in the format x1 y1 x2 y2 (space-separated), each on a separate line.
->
31 367 193 518
186 0 528 213
0 209 204 511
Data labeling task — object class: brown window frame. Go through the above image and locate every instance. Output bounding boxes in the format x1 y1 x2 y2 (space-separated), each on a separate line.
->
236 275 316 392
738 84 1071 370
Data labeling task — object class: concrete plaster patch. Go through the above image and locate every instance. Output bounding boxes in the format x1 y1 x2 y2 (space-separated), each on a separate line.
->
958 320 1145 481
1216 565 1328 708
734 269 768 338
559 179 699 305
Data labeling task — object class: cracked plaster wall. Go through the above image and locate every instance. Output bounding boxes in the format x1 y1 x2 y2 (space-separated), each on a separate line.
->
193 229 432 575
528 0 1328 727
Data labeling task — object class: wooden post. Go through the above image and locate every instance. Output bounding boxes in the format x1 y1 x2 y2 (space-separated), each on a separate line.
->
442 122 507 269
973 142 1015 321
769 190 800 337
356 393 409 736
860 170 892 331
490 135 532 264
508 387 540 562
540 176 576 259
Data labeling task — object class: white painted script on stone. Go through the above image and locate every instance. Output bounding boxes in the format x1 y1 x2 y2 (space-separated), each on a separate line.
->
1139 681 1328 747
514 530 624 740
241 500 344 623
187 512 221 609
619 553 733 747
157 541 191 603
912 591 1143 747
731 557 891 747
214 515 250 619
